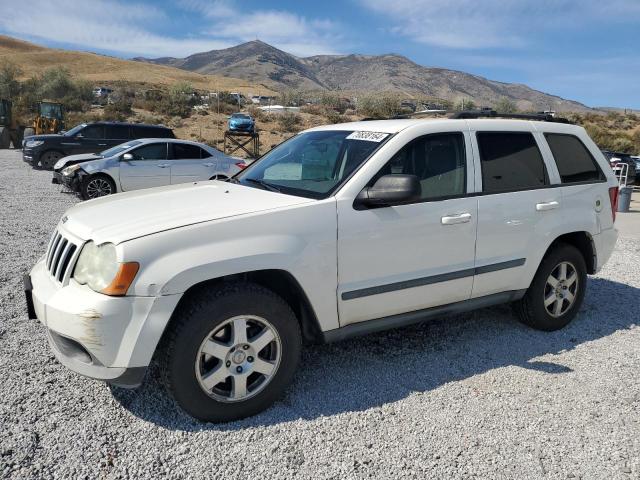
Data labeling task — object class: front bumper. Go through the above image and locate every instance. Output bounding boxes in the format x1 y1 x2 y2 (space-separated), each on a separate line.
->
22 148 37 164
28 258 181 387
58 171 83 192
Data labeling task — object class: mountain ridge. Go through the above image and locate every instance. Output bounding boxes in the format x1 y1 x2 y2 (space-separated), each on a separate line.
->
136 40 592 112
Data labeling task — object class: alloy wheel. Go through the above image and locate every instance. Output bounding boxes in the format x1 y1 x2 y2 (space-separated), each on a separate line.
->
195 315 282 403
85 178 113 198
544 261 579 318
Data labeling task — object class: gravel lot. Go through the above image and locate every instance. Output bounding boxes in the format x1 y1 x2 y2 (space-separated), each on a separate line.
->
1 149 639 479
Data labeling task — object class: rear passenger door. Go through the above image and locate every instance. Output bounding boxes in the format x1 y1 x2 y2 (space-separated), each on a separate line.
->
169 143 217 184
118 142 170 191
471 129 563 299
75 124 105 154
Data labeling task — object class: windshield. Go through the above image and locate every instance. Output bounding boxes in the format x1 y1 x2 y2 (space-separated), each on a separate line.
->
235 130 389 198
100 140 142 157
64 124 86 137
232 114 250 119
40 103 63 119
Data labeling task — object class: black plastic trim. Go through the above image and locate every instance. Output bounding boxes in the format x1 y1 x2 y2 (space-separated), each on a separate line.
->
341 258 525 301
325 289 528 343
24 274 36 320
107 367 147 389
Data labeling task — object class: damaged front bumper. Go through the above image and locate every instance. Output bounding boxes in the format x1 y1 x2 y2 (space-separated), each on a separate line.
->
27 257 180 388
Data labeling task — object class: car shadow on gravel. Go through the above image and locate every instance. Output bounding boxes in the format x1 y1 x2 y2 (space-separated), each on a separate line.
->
110 277 639 430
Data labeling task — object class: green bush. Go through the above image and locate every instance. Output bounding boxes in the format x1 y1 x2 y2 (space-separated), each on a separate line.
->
358 94 403 119
103 99 133 121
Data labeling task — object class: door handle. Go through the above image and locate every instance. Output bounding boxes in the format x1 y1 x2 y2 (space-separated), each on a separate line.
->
536 201 560 211
203 162 214 167
98 143 107 146
441 212 472 225
157 163 171 168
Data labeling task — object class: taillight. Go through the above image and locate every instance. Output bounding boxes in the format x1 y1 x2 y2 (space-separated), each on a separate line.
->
235 161 247 170
609 186 619 222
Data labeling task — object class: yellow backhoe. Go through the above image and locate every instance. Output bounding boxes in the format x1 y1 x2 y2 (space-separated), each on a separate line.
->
23 101 65 137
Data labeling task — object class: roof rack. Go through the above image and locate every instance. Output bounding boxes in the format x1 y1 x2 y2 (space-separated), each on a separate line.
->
391 109 573 124
451 109 572 123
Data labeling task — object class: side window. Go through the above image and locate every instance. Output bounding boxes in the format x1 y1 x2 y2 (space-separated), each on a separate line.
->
81 125 104 139
544 133 605 183
477 132 547 193
105 125 129 140
129 143 167 160
371 132 466 201
200 147 213 159
172 143 203 159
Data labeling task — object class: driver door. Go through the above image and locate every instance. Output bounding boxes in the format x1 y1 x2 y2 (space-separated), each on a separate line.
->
118 142 170 191
337 132 478 325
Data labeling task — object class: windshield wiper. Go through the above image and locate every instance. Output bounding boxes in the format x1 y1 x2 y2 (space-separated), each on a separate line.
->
243 178 282 193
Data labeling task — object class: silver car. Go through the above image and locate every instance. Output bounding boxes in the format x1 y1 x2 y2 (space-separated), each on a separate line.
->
55 138 246 199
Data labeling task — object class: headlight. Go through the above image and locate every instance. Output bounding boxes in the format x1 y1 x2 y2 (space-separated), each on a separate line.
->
62 164 81 176
26 140 44 148
54 160 66 170
73 241 139 296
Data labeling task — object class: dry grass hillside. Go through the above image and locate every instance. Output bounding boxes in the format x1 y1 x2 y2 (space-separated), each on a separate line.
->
0 35 275 96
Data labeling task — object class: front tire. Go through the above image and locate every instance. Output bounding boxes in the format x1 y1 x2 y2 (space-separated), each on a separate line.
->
160 282 302 422
514 243 587 331
39 150 63 169
81 174 116 200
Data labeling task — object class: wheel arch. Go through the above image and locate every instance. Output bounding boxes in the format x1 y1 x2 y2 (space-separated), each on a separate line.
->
543 231 596 274
159 269 325 350
84 171 118 191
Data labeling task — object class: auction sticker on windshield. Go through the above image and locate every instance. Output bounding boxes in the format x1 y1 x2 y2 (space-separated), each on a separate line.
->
345 131 389 142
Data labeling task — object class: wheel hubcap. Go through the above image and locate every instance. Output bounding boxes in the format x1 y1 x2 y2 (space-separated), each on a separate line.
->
195 315 281 402
544 261 578 318
86 178 112 198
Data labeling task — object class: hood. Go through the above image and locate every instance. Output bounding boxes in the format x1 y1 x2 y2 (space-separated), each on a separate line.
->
62 181 314 245
25 134 62 142
54 153 102 171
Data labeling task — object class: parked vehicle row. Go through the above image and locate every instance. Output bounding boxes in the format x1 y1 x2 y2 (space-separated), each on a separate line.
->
53 138 245 199
26 115 619 422
602 150 639 185
23 121 174 169
20 120 246 200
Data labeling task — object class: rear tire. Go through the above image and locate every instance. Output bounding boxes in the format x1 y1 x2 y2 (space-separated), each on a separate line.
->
160 282 302 423
81 174 116 200
0 127 9 149
39 150 63 169
513 243 587 331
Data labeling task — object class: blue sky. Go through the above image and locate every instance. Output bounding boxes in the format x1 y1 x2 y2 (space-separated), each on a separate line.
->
1 0 638 108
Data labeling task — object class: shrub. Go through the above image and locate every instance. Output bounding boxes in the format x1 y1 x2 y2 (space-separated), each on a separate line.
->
358 94 403 119
103 98 133 121
278 112 302 132
494 98 518 113
0 62 22 99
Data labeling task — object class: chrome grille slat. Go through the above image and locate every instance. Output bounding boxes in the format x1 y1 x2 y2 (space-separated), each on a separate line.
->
55 242 72 281
47 233 62 270
44 229 79 284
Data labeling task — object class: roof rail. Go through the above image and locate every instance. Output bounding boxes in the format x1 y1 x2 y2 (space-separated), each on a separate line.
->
451 109 573 124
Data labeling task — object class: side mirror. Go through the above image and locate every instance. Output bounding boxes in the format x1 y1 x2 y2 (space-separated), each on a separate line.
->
122 153 133 161
75 134 83 139
356 174 421 208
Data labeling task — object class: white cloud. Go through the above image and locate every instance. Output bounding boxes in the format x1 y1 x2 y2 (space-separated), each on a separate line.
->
0 0 232 57
0 0 343 58
358 0 640 49
207 10 343 56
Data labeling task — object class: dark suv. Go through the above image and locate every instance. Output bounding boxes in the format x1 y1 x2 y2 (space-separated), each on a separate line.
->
22 122 175 169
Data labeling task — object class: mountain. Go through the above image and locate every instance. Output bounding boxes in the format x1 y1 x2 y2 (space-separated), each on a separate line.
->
0 35 273 95
137 40 592 112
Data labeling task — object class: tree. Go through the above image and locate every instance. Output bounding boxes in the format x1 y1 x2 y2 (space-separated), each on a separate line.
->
454 98 476 111
0 62 22 99
495 98 518 113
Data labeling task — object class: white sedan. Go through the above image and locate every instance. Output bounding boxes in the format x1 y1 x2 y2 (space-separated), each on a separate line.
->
55 138 247 199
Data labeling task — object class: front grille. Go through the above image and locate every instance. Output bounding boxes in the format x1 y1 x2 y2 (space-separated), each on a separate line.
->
45 230 78 283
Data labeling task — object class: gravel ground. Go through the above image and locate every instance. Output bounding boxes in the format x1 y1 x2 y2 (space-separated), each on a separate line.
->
1 149 639 479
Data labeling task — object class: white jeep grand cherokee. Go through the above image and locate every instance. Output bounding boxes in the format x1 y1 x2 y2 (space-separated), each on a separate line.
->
26 117 619 422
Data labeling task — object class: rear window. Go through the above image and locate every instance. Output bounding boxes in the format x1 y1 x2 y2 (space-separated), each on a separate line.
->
477 132 548 193
544 134 605 183
130 126 173 139
172 143 205 159
105 125 129 140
